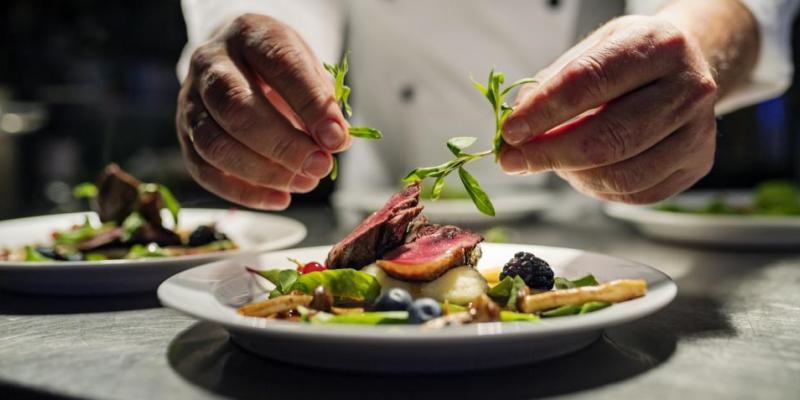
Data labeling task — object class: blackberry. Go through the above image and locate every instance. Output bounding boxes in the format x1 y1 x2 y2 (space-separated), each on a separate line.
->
499 251 554 290
188 225 228 247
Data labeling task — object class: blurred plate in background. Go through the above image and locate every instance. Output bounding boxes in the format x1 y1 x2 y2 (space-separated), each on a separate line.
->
604 191 800 247
0 209 306 295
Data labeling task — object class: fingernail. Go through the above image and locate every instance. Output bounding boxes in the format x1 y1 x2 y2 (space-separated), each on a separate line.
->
302 151 330 177
290 174 316 193
500 148 527 175
503 117 531 145
316 120 345 150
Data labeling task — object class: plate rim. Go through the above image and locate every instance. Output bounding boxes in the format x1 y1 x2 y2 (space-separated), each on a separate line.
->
158 243 677 341
0 208 307 270
604 200 800 228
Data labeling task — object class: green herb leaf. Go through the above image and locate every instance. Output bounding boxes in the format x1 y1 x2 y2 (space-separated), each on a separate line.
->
501 77 537 96
554 274 600 290
348 126 382 139
446 136 477 156
324 52 352 117
85 253 108 261
458 167 495 216
403 166 444 182
330 158 339 181
430 174 446 201
73 182 98 199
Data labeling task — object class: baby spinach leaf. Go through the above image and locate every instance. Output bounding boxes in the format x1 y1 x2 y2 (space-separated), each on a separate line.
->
311 311 408 325
291 269 381 304
554 274 599 289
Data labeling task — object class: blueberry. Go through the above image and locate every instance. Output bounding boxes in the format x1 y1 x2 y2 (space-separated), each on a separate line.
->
373 288 413 311
188 225 228 247
408 298 442 324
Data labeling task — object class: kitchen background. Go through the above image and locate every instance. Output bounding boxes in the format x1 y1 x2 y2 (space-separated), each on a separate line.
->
0 0 797 220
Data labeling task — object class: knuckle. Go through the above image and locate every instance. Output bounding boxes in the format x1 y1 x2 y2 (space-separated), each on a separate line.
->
569 53 610 102
189 44 216 71
521 145 557 171
585 116 630 165
268 133 306 170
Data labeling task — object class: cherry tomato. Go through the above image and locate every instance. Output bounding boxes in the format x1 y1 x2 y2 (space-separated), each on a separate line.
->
300 261 326 274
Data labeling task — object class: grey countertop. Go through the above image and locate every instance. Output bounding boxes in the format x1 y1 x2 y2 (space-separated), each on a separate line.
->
1 194 799 400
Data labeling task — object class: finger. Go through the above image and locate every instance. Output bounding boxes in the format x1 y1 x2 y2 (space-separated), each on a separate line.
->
503 24 691 145
556 117 716 195
228 15 349 152
500 74 716 172
189 46 333 178
176 119 292 210
594 165 710 205
185 101 319 193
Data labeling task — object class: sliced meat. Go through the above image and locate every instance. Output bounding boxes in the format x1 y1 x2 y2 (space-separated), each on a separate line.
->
96 163 140 223
376 225 483 282
75 227 123 252
326 183 422 269
130 223 182 247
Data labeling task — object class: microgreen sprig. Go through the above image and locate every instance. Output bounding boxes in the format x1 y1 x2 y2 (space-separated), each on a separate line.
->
403 69 536 216
324 52 383 179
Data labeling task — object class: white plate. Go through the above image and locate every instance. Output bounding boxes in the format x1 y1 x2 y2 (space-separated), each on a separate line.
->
333 189 556 224
0 209 306 295
158 243 676 372
604 191 800 247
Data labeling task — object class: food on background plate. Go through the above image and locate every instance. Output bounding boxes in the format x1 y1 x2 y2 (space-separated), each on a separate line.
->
239 183 647 328
3 163 237 262
657 180 800 216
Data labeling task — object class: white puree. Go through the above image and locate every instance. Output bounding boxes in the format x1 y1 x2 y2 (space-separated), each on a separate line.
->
361 264 488 305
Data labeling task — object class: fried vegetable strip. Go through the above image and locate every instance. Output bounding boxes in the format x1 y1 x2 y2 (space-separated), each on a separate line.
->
519 279 647 313
238 294 312 317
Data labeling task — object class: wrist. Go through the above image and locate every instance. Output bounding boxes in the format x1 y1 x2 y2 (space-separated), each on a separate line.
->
655 0 759 98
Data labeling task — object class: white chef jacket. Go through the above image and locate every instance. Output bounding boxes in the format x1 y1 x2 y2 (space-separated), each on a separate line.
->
179 0 798 193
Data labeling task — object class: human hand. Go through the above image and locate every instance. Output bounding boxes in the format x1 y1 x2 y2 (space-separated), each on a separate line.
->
499 15 718 204
176 14 350 210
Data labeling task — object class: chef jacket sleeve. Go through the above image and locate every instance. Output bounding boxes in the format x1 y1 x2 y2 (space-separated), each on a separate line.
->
177 0 344 81
627 0 799 115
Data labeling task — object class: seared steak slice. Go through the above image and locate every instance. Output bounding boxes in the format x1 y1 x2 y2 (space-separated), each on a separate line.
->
96 163 140 223
326 183 422 269
376 225 483 282
75 227 124 252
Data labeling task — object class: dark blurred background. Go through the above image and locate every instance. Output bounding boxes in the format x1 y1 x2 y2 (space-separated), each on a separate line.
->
0 0 797 219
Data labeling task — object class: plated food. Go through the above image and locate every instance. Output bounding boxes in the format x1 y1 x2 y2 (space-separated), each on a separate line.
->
3 164 236 262
605 182 800 247
657 180 800 216
239 183 647 328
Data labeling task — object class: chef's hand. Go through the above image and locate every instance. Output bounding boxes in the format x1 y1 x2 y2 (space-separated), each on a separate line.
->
499 10 754 204
176 14 349 210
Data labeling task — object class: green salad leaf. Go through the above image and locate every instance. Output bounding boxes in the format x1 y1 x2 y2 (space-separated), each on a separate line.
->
500 311 540 322
139 183 181 225
252 268 300 299
488 275 528 310
125 243 168 259
24 246 54 262
541 301 610 318
120 212 145 242
249 268 381 304
72 182 98 199
754 180 800 215
311 311 409 325
291 269 381 304
554 274 599 290
53 217 106 246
